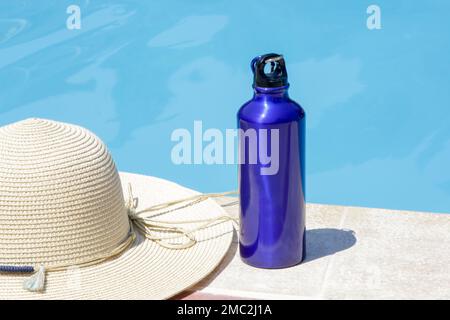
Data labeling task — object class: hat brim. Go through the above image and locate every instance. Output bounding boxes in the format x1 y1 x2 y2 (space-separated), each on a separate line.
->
0 172 234 300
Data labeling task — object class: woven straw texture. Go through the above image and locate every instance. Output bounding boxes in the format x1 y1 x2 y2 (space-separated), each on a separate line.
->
0 119 233 299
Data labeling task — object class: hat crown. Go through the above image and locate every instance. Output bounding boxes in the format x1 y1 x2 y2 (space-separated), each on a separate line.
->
0 118 130 267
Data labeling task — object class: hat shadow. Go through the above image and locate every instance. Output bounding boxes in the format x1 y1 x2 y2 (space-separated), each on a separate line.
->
172 228 239 300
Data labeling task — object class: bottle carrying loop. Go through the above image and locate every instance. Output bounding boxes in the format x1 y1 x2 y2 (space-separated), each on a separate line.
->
251 53 289 88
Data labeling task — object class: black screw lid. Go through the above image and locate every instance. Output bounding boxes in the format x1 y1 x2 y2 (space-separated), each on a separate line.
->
251 53 288 88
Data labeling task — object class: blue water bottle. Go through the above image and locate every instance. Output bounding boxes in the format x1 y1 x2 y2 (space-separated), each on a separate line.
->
238 53 306 268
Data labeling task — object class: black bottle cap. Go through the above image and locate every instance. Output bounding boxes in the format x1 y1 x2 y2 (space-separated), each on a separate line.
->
251 53 288 88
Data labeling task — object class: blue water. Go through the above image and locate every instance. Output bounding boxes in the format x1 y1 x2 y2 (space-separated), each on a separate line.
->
1 0 449 213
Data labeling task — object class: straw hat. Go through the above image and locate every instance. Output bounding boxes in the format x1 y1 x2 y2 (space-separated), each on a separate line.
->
0 118 234 299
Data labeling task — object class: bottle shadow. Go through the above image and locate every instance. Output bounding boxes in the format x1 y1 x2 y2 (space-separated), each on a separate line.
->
173 227 357 299
303 228 357 263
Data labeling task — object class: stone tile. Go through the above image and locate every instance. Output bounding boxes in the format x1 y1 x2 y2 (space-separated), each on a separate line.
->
119 172 450 299
322 206 450 299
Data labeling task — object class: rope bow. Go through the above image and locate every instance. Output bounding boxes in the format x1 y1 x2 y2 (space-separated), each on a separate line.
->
125 183 238 249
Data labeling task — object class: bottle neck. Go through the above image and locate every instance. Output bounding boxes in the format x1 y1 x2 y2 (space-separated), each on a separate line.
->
253 85 290 98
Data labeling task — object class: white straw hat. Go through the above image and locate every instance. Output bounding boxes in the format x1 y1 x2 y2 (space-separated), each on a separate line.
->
0 118 234 299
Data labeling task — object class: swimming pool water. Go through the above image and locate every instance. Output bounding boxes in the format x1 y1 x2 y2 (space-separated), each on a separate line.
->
0 0 449 213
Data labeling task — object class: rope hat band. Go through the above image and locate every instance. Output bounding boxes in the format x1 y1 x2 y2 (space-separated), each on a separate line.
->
0 118 235 297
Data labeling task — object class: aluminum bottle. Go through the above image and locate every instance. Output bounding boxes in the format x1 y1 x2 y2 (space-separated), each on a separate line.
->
238 53 306 268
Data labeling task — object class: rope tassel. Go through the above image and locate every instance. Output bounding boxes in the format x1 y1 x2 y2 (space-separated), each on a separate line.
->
23 265 46 292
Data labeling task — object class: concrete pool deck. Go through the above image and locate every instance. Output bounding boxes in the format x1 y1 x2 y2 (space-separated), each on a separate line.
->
179 198 450 300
